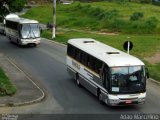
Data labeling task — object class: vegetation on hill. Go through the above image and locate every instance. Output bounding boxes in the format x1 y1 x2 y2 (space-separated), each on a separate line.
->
22 2 160 34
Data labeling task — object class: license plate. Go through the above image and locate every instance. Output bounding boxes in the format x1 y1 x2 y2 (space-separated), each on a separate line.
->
126 100 132 104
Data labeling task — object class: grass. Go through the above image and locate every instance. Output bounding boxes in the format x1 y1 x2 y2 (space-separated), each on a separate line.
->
146 62 160 81
23 2 160 23
0 68 16 96
22 2 160 33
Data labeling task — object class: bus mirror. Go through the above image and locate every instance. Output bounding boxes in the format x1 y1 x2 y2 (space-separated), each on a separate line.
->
145 68 149 79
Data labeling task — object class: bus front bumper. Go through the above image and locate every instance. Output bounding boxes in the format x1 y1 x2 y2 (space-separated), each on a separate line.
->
21 38 41 45
107 98 145 106
106 93 146 106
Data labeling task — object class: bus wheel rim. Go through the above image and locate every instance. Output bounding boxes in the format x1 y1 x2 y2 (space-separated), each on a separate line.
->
99 93 102 101
77 79 79 85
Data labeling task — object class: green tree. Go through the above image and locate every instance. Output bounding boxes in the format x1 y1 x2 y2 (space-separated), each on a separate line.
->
0 0 26 16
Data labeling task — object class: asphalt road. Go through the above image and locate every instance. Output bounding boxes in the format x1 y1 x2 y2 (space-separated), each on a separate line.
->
0 35 160 115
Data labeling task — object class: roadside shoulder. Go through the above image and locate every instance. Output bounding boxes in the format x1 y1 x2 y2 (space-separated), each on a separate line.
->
149 78 160 86
0 54 45 107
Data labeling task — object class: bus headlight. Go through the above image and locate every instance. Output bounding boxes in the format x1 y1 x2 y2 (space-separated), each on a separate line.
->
138 98 145 102
109 99 120 104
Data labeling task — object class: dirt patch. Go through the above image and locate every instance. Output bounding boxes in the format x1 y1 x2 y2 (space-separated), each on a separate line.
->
91 32 118 35
144 53 160 64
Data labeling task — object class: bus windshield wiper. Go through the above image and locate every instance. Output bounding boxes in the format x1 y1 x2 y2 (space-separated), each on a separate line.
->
27 25 36 38
31 29 36 38
27 25 32 38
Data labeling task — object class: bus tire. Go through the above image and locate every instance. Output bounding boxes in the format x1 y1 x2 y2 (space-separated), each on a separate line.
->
17 40 21 47
76 74 81 87
8 36 11 40
9 37 12 43
98 92 104 104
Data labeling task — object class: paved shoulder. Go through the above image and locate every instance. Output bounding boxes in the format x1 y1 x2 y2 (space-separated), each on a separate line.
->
0 54 45 107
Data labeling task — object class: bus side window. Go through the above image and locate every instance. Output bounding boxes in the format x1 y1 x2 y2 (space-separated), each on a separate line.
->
72 47 76 58
75 48 82 62
94 59 102 74
67 44 72 57
81 52 85 65
82 52 88 66
88 56 94 70
103 66 109 90
79 50 82 62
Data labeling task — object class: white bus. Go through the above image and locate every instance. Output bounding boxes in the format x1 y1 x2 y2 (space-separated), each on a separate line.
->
67 38 148 106
5 17 40 47
0 14 19 34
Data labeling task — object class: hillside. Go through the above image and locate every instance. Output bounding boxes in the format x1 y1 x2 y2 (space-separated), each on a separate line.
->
23 1 160 34
26 0 50 5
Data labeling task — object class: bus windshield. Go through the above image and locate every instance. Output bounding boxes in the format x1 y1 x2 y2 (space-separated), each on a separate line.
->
21 24 40 39
110 66 146 94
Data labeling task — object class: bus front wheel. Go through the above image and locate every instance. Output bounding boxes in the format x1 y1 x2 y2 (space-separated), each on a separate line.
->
76 74 81 87
98 92 104 104
17 40 21 47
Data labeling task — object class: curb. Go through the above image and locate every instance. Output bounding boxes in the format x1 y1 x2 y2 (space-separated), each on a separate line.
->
42 38 66 47
149 78 160 86
0 56 45 107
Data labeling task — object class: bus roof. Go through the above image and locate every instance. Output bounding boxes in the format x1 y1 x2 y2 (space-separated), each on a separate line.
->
5 17 39 24
68 38 144 67
5 14 19 19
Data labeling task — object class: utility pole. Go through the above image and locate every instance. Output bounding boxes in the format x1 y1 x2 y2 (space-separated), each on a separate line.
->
52 0 56 39
127 37 130 54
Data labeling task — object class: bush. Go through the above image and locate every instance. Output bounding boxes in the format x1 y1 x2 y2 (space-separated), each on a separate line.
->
106 18 127 32
104 9 119 20
144 17 158 30
130 12 144 21
127 17 158 33
139 0 152 3
129 0 152 3
88 7 103 17
86 7 119 20
104 16 158 34
71 3 119 21
113 0 130 4
152 0 160 6
10 0 26 12
75 2 82 9
81 4 91 11
74 0 105 2
129 21 147 33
